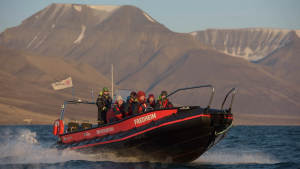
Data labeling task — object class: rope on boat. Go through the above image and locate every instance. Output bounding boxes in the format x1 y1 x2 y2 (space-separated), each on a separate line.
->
215 123 233 135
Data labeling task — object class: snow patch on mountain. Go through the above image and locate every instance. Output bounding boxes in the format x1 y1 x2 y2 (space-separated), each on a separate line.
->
27 34 39 48
143 12 155 23
296 30 300 38
88 5 120 12
73 5 82 12
189 32 197 36
74 25 86 44
48 4 72 21
34 35 47 49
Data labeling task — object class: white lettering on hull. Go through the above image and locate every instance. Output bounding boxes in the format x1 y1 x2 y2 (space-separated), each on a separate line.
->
134 113 157 126
96 127 114 135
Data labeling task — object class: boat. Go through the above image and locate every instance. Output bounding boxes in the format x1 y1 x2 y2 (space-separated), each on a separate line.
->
53 85 237 163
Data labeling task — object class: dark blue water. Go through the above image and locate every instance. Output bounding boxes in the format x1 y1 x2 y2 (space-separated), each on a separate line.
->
0 126 299 169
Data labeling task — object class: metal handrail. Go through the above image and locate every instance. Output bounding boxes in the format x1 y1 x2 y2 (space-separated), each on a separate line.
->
167 85 215 108
221 88 238 111
60 99 96 120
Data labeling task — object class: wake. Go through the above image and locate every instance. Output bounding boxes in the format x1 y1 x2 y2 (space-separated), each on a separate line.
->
194 149 279 165
0 128 280 165
0 129 139 164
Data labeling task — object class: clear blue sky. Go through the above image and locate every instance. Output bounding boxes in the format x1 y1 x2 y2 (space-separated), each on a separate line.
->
0 0 299 33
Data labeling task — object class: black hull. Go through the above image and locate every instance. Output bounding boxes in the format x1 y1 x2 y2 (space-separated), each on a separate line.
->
57 107 232 163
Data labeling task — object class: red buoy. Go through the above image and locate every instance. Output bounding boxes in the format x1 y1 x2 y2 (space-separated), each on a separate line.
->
53 119 64 136
58 120 64 135
53 120 59 136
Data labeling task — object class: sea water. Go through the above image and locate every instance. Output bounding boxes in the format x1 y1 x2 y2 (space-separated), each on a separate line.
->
0 125 299 169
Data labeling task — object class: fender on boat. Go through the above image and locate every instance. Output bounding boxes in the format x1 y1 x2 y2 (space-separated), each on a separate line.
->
53 119 64 136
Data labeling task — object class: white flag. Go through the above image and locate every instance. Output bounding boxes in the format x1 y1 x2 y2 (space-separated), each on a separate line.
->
51 77 73 90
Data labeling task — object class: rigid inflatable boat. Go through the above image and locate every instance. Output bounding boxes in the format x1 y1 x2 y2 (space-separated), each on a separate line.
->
53 85 237 163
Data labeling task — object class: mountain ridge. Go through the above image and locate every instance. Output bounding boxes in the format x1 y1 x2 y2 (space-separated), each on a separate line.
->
190 28 297 62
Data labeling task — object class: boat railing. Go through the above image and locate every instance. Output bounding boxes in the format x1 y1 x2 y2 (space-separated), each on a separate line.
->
220 88 238 112
167 84 215 109
60 99 96 120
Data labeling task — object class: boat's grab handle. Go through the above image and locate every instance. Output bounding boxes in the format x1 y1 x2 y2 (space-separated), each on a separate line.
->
221 88 238 112
60 99 96 120
167 85 215 109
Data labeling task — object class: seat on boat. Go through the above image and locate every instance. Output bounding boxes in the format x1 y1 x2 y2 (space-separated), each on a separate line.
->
67 122 79 132
81 122 92 130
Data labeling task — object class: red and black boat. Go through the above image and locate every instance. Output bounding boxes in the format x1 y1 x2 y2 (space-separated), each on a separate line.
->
53 85 237 163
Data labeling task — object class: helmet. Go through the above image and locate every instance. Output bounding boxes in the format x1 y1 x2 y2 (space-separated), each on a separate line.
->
148 94 155 99
137 91 146 97
137 91 146 103
130 91 137 98
102 87 109 92
116 95 123 101
161 91 168 96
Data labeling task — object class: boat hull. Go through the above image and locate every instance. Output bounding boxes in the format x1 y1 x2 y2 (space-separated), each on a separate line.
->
56 107 232 163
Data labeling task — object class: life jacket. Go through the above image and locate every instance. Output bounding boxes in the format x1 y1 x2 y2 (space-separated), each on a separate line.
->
113 103 124 120
138 102 148 114
96 93 112 109
147 94 156 108
158 99 173 109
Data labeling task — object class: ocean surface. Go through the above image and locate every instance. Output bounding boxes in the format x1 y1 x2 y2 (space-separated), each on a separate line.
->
0 125 299 169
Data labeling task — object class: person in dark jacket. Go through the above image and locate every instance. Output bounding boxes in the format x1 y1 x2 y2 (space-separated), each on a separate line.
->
111 96 125 122
96 87 112 125
155 91 173 109
147 94 156 109
124 91 138 117
137 91 149 114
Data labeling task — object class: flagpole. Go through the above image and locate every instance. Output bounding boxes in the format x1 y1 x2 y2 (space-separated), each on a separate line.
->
111 64 114 100
72 86 74 99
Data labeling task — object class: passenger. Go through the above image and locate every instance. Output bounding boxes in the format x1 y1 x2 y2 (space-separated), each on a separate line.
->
155 90 173 109
111 96 125 121
137 91 149 114
124 91 138 116
96 87 112 125
147 94 156 109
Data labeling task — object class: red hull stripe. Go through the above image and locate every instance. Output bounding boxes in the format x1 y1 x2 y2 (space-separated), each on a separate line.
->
61 109 179 143
71 114 211 150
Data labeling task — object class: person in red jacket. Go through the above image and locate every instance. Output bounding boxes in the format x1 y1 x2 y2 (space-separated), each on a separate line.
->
155 91 173 109
111 96 125 122
137 91 149 114
147 94 156 109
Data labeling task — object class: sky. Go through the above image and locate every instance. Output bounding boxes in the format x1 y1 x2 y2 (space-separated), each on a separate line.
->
0 0 300 33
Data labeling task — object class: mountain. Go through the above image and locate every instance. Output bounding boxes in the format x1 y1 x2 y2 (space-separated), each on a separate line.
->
190 28 297 62
191 28 300 87
0 3 300 125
